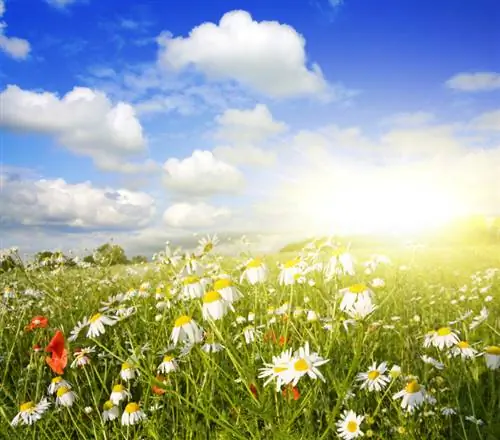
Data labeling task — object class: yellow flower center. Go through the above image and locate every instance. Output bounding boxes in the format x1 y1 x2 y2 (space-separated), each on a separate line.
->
175 315 192 327
203 243 213 253
214 278 232 290
273 366 287 373
284 258 300 268
294 358 309 372
346 421 358 433
125 402 140 414
103 400 114 410
163 355 174 363
56 386 70 397
458 341 470 349
89 313 102 323
183 276 199 286
349 283 367 294
203 291 222 303
246 258 262 269
367 370 380 381
121 362 133 371
485 346 500 355
112 384 125 392
437 327 451 337
20 402 35 412
52 376 62 383
405 380 421 394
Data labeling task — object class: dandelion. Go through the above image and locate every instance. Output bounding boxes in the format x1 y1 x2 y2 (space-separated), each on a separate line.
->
484 346 500 370
240 258 268 284
86 313 117 338
171 316 203 346
336 410 365 440
56 386 77 407
11 399 51 426
102 400 119 422
157 355 179 374
356 361 390 392
110 384 131 405
393 380 426 413
121 402 146 426
202 290 232 320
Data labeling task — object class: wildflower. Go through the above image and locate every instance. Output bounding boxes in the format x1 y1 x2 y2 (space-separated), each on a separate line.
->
121 402 146 426
102 400 119 422
336 410 365 439
157 355 178 374
25 316 49 331
356 361 390 392
258 350 294 391
371 278 385 288
45 330 67 375
441 407 457 416
449 341 477 360
120 362 138 381
465 415 484 425
48 376 71 395
282 342 329 387
182 276 205 299
470 307 489 330
393 380 426 412
198 234 219 254
345 300 378 320
86 313 117 338
56 386 77 407
171 316 203 346
202 290 232 320
152 375 169 395
68 318 90 342
429 327 460 350
339 284 373 312
484 346 500 370
421 355 445 370
282 384 300 401
213 278 242 303
240 258 268 284
11 399 51 426
202 342 225 353
278 258 303 286
326 247 355 278
110 384 131 405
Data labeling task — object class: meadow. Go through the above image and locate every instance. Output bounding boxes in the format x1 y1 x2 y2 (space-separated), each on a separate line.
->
0 238 499 440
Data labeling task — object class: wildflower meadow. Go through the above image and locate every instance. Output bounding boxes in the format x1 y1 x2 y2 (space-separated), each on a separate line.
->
0 237 499 439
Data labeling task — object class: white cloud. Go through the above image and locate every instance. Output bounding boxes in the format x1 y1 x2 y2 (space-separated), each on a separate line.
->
0 173 155 229
157 10 327 98
0 85 150 172
213 144 276 166
383 111 435 127
214 104 287 144
163 202 231 229
446 72 500 91
0 1 30 60
162 150 244 196
470 109 500 131
45 0 78 8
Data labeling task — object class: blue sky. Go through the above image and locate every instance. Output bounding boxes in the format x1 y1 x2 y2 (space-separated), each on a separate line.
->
1 0 499 256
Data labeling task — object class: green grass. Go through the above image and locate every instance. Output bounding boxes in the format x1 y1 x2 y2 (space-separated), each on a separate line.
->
0 244 499 439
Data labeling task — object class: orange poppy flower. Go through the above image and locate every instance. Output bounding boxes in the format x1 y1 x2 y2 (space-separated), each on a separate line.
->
25 316 49 331
45 330 68 375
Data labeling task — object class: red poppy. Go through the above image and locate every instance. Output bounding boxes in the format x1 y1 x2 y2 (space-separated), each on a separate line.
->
45 330 68 375
25 316 49 331
249 383 258 399
282 384 300 401
152 375 167 395
263 330 277 343
278 335 288 346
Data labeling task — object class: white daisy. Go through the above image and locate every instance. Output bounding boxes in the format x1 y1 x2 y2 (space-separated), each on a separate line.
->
449 341 478 360
484 346 500 370
356 361 390 392
325 247 355 278
109 384 131 405
120 362 138 381
181 276 205 299
102 400 119 422
282 342 329 387
48 376 71 395
213 278 242 303
258 349 294 392
421 355 445 370
336 410 364 439
202 290 233 321
86 313 117 338
339 284 373 312
393 380 426 413
240 258 268 285
171 316 203 346
56 386 77 407
11 398 51 426
429 327 460 350
157 355 178 374
121 402 146 426
278 258 303 286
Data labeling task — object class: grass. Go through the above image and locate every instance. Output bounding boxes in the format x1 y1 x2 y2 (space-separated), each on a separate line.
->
0 242 499 439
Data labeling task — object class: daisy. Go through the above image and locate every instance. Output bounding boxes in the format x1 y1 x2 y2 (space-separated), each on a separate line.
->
325 247 355 278
171 316 203 346
121 402 146 426
157 355 179 374
339 284 373 312
484 346 500 370
336 410 365 440
11 398 51 426
213 278 242 303
240 258 268 285
102 400 119 422
430 327 460 350
120 362 138 381
70 346 96 368
202 290 232 321
470 307 489 330
179 255 205 277
282 342 329 387
393 380 426 413
48 376 71 395
86 313 117 338
449 341 478 360
421 355 445 370
109 384 131 405
356 361 390 392
258 349 294 391
202 342 225 353
56 386 77 407
197 234 219 254
278 258 303 286
182 276 205 299
68 317 90 342
345 300 378 320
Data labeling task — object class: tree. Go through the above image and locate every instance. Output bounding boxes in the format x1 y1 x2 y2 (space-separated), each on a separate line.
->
130 255 148 264
94 243 129 266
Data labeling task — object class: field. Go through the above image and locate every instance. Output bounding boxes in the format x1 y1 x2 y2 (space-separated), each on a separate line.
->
0 240 499 440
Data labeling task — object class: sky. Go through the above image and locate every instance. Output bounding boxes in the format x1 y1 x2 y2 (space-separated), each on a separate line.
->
0 0 499 257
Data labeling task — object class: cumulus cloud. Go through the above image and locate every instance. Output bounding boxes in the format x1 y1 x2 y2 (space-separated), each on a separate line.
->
0 173 155 229
446 72 500 92
0 85 151 172
0 1 30 59
157 10 327 98
213 144 276 167
470 109 500 131
162 150 244 196
163 202 231 229
382 111 435 127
